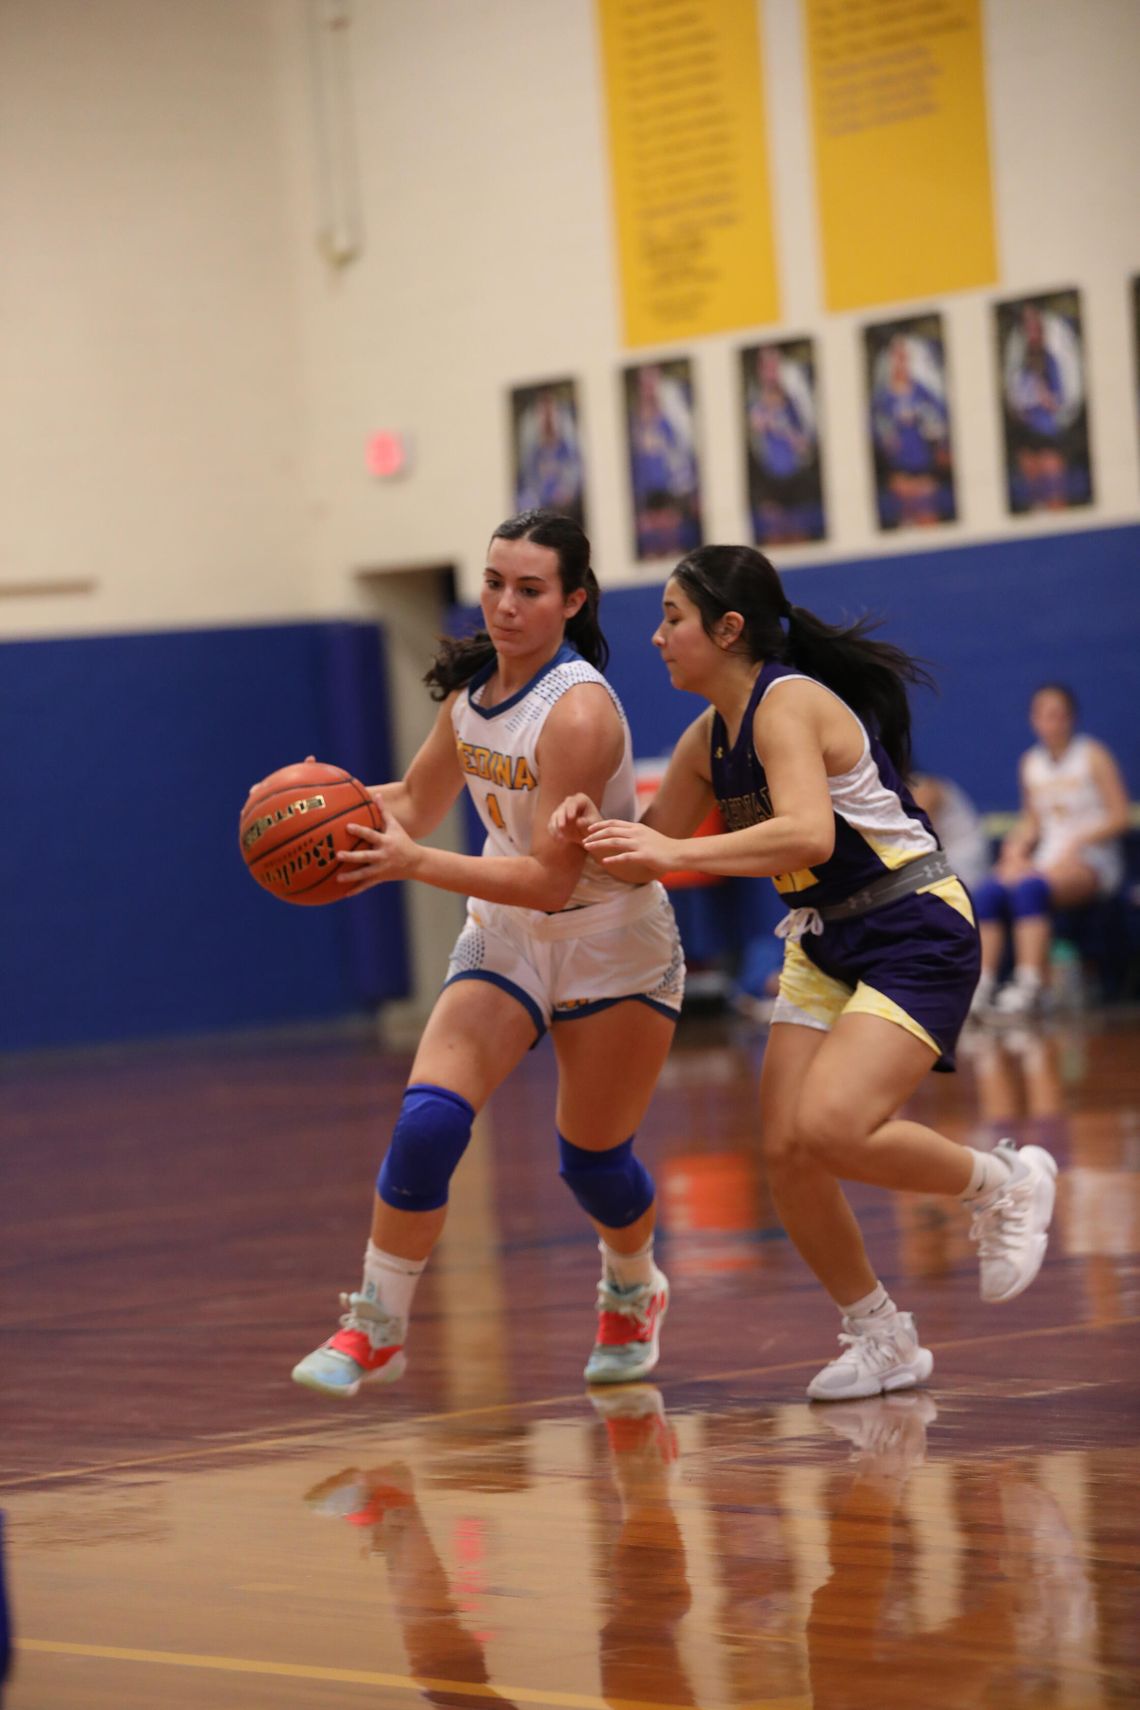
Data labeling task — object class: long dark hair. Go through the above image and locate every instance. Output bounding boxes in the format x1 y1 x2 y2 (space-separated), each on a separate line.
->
671 544 933 775
425 509 608 699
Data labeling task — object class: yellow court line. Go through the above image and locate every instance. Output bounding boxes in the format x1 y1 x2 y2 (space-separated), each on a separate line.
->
17 1639 811 1710
3 1313 1136 1493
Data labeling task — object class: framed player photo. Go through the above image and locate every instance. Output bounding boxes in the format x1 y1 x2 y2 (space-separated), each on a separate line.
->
509 378 587 527
994 288 1093 514
863 313 957 531
739 337 826 546
622 357 703 561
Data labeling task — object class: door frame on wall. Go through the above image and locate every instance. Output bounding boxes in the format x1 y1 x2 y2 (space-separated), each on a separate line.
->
354 562 466 1042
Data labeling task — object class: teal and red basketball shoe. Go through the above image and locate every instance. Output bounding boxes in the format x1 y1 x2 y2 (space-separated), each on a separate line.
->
292 1293 406 1398
584 1266 670 1384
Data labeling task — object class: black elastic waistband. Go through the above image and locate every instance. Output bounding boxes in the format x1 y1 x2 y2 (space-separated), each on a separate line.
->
818 850 955 923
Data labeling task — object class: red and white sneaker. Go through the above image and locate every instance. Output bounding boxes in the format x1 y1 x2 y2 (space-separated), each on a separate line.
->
291 1293 407 1398
584 1265 670 1384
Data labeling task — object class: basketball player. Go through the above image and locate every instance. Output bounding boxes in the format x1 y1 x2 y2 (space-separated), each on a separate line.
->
289 510 682 1398
972 683 1129 1017
555 545 1058 1402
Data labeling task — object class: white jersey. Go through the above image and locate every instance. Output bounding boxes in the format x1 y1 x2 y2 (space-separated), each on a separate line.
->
1023 734 1123 891
451 643 639 911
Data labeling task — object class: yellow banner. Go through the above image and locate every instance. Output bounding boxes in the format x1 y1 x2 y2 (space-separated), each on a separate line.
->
597 0 780 346
805 0 998 311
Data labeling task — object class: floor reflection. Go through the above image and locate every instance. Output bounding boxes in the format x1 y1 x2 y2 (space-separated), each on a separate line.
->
304 1460 522 1709
286 1388 1118 1710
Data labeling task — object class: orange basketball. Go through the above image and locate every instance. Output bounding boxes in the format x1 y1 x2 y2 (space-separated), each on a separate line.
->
239 761 383 906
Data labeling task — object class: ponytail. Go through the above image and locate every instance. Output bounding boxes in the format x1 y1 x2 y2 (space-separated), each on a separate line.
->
783 606 933 777
564 563 609 673
425 508 607 699
424 631 498 700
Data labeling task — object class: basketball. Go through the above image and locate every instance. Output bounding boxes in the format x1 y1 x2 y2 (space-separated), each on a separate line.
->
239 761 383 906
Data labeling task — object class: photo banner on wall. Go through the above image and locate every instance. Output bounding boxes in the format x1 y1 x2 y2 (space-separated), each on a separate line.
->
509 379 587 528
623 359 703 561
596 0 779 347
994 290 1093 515
804 0 997 312
740 338 827 546
864 313 957 532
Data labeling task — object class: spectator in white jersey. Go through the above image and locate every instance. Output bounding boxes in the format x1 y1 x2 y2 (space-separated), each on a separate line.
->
972 684 1130 1018
909 772 988 895
280 510 684 1399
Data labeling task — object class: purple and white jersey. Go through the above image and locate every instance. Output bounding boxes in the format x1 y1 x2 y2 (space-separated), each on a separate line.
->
710 660 939 911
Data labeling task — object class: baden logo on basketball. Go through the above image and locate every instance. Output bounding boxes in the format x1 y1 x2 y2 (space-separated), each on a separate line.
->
242 794 328 851
260 831 338 892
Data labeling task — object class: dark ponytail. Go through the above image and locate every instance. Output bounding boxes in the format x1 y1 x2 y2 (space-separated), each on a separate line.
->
425 508 608 699
671 544 934 776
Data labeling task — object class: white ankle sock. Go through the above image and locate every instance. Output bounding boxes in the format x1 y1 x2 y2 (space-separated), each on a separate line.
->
840 1282 893 1320
600 1236 655 1291
1013 965 1043 991
960 1146 1016 1202
362 1241 425 1324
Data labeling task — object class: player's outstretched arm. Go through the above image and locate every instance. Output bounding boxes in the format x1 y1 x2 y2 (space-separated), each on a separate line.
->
580 713 716 884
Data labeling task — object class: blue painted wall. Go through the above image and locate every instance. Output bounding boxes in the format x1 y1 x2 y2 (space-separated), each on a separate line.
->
1 621 409 1051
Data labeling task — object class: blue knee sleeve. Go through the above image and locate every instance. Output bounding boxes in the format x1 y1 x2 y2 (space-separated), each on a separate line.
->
972 876 1010 923
377 1084 475 1213
558 1133 655 1229
1010 874 1051 919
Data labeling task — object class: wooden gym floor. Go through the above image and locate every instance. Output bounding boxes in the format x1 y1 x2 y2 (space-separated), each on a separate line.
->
3 1006 1139 1709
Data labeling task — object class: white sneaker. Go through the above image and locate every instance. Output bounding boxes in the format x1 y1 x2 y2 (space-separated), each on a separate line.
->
993 979 1048 1019
806 1309 933 1403
970 1140 1058 1302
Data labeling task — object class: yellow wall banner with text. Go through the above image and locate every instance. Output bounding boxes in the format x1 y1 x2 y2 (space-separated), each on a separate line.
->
805 0 998 311
597 0 780 347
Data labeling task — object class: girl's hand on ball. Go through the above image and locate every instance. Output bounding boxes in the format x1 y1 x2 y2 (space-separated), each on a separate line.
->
336 814 421 889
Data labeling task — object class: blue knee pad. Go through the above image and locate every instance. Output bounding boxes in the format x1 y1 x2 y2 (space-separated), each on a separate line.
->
972 875 1010 923
558 1133 655 1229
1010 874 1051 919
377 1084 475 1213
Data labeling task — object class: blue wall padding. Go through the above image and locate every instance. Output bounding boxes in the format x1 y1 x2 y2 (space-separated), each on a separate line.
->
0 621 409 1050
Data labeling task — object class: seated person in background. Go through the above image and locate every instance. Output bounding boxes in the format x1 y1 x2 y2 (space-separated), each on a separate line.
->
972 684 1129 1017
910 772 988 895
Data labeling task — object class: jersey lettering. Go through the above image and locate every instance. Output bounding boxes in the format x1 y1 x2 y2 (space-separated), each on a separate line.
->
718 787 772 830
455 740 539 791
